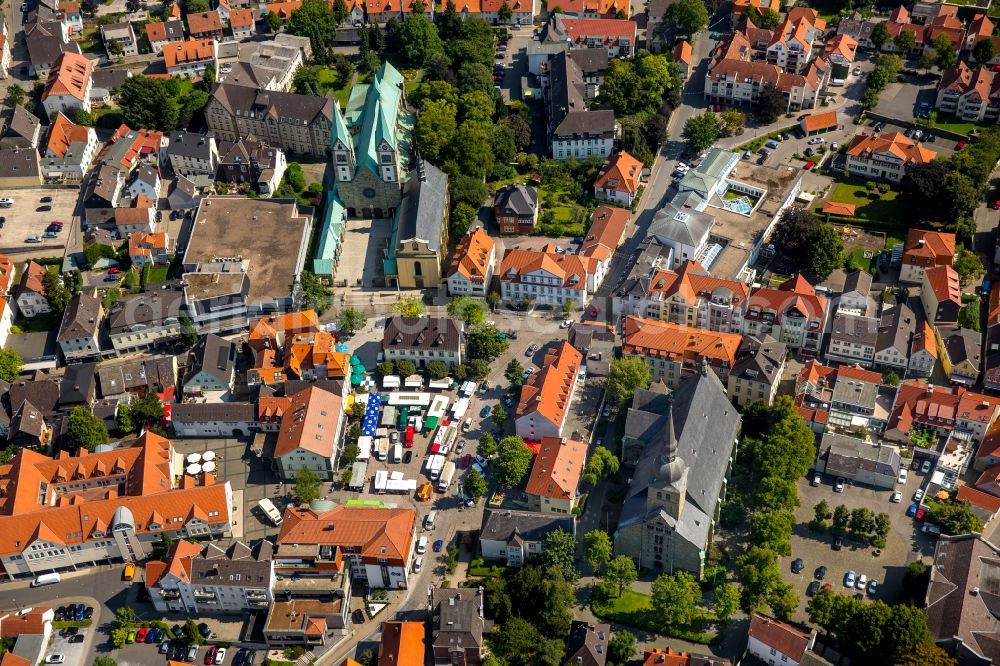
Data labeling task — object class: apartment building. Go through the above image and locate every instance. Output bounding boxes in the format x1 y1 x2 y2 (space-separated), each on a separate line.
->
727 335 787 407
57 293 103 362
742 275 828 356
108 288 184 355
446 227 496 297
641 261 750 333
622 315 742 388
165 131 219 177
100 21 138 57
844 131 936 183
593 150 643 206
525 436 587 514
936 62 1000 122
41 111 98 182
272 386 346 482
899 228 956 284
515 342 583 440
164 39 218 78
381 316 463 368
41 51 92 117
498 246 592 309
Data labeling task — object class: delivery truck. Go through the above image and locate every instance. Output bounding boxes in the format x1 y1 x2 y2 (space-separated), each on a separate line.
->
437 461 456 492
257 498 283 525
31 573 61 587
426 454 445 480
392 444 402 463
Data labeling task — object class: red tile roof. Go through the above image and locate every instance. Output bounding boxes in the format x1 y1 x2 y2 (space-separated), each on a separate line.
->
821 200 855 216
924 265 961 305
378 621 426 665
447 227 494 284
525 436 587 499
623 316 742 367
802 111 838 133
46 112 92 158
499 247 590 289
186 10 222 34
903 228 956 267
580 206 629 261
957 485 1000 514
748 613 814 662
42 52 92 102
557 17 637 43
274 386 343 458
0 608 52 637
516 342 583 429
846 131 936 164
164 39 216 69
594 150 643 196
230 8 255 27
277 504 416 563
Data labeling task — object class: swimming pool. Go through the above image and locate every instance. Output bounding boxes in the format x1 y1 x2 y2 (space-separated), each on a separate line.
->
722 195 754 214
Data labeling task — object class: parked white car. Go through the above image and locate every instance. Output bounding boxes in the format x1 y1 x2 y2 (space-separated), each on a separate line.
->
807 137 826 145
898 469 908 484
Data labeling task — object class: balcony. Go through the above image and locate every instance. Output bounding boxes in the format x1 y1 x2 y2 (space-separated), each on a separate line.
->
193 589 217 601
158 590 181 600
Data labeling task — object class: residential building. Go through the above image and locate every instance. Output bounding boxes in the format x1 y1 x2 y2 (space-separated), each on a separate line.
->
593 150 643 206
247 311 350 385
0 146 41 189
41 111 98 182
128 231 171 268
215 137 286 194
479 510 576 566
168 174 201 211
844 131 936 183
838 269 873 314
41 52 92 117
1 107 42 150
525 436 587 514
925 534 1000 664
276 504 417 589
763 10 825 74
909 320 938 378
567 320 615 376
921 265 961 325
113 200 155 235
565 621 611 666
166 131 219 176
145 19 185 54
638 261 749 333
648 207 714 270
15 261 50 318
446 227 495 297
182 333 236 395
494 185 538 235
229 9 255 39
941 326 982 386
800 110 839 136
547 48 617 159
107 288 184 355
171 402 256 437
263 596 349 650
731 0 780 27
57 293 103 362
816 432 900 489
328 61 409 215
147 540 273 613
827 310 878 366
127 164 161 200
451 0 536 24
0 433 233 578
742 275 828 356
642 647 730 666
515 342 583 440
727 335 787 407
386 160 449 289
622 315 742 388
0 607 55 666
186 10 223 40
615 366 741 576
60 0 84 33
498 246 592 309
824 33 857 79
164 39 218 78
543 16 637 57
24 12 79 80
181 197 312 332
884 382 1000 446
235 36 309 92
674 41 692 81
836 12 874 49
272 386 345 481
431 588 492 665
579 206 629 293
381 316 463 368
900 228 956 284
100 21 138 57
378 621 426 666
936 62 1000 123
745 613 817 666
873 302 916 373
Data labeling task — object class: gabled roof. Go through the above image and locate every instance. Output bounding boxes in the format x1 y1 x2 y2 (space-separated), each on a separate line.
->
145 18 185 43
229 8 254 27
273 386 343 459
903 228 956 265
802 110 838 132
378 621 426 665
46 111 92 158
42 51 92 103
382 316 462 352
846 131 936 164
494 184 537 217
184 333 235 385
925 265 961 305
623 315 742 367
164 38 216 68
516 342 583 428
186 10 222 34
580 206 629 261
277 504 416 561
674 40 692 64
16 261 47 298
447 227 495 283
57 292 102 342
748 613 815 662
594 150 642 195
499 247 591 289
525 436 587 499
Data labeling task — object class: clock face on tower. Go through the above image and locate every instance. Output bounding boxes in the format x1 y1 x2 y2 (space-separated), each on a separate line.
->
363 187 377 199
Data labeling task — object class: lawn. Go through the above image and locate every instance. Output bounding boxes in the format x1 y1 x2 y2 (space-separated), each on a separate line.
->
11 312 60 334
142 266 170 285
826 180 907 226
846 246 876 273
591 587 718 644
537 183 590 237
930 115 984 136
93 107 124 129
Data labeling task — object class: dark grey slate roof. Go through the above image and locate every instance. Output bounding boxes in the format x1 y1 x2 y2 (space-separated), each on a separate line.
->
619 367 741 548
107 288 185 335
184 333 235 385
57 293 102 342
565 620 610 666
172 401 255 423
480 510 575 545
383 316 462 353
25 19 81 67
568 48 609 75
0 147 40 179
187 540 272 588
494 185 538 218
731 335 786 386
554 109 616 137
1 107 41 148
432 588 492 653
168 131 215 161
943 326 982 367
821 432 900 479
842 269 872 297
875 302 915 357
829 312 878 347
396 160 448 253
10 377 60 415
59 363 97 406
209 83 334 125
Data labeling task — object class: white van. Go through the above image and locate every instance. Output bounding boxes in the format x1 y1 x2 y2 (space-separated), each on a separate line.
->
257 498 283 526
392 444 402 463
417 536 428 554
413 557 423 573
31 573 60 587
424 510 437 530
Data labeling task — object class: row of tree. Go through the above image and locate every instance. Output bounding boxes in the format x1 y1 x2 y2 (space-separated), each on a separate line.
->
811 501 891 548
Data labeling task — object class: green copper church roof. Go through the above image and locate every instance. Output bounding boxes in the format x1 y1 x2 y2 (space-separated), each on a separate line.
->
337 61 407 177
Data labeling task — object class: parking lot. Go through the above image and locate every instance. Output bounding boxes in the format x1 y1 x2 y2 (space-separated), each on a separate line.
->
115 640 253 666
0 187 78 257
46 624 92 666
781 465 937 619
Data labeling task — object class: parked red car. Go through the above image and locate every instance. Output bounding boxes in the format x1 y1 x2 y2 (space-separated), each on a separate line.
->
956 140 967 150
462 454 472 469
108 267 121 274
804 161 816 170
915 507 926 522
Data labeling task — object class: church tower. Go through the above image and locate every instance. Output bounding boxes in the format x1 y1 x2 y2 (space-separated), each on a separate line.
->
645 398 689 520
330 101 354 183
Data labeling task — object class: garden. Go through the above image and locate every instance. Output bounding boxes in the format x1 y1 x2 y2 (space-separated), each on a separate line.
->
819 178 909 230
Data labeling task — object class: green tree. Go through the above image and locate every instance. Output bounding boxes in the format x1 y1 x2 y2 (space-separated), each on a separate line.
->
754 7 781 28
130 391 165 426
893 642 957 666
478 432 496 457
505 358 525 386
714 582 740 623
894 28 916 53
466 324 509 362
296 271 332 314
561 298 577 315
183 618 205 645
332 0 349 21
651 570 701 627
954 249 986 286
755 476 800 512
928 499 984 534
337 308 366 335
378 361 395 376
770 583 799 620
341 443 360 465
497 0 512 22
682 112 719 153
606 356 651 406
495 435 533 487
392 297 425 318
604 554 637 597
447 295 486 326
115 404 135 434
468 359 491 379
465 468 488 499
5 85 25 108
870 21 891 51
665 0 708 35
395 359 417 377
583 529 613 575
543 528 577 581
491 405 507 428
460 90 495 122
351 402 366 420
42 270 71 314
266 10 282 32
179 314 198 346
397 14 444 66
934 34 957 69
976 38 998 65
67 407 109 451
426 360 450 380
110 627 128 648
959 302 981 332
288 0 339 63
294 468 323 502
450 175 489 210
118 76 183 131
415 98 457 163
451 202 477 238
0 348 23 382
750 510 795 555
832 504 851 535
806 224 845 278
884 371 900 386
736 546 783 612
451 121 495 180
755 83 785 122
608 632 635 666
75 108 95 125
